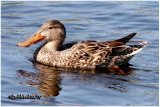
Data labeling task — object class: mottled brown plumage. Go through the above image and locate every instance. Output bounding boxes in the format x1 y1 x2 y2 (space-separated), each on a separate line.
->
18 20 148 69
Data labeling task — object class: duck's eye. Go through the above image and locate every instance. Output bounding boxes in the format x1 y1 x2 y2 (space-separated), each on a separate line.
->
48 26 58 29
48 27 53 29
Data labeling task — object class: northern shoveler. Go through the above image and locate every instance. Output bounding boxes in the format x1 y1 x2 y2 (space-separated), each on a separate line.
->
17 20 148 73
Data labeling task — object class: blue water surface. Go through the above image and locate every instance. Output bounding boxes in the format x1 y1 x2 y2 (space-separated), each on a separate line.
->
1 1 159 106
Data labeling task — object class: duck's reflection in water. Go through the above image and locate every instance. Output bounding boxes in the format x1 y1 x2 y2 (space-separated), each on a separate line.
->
17 61 135 99
17 62 62 99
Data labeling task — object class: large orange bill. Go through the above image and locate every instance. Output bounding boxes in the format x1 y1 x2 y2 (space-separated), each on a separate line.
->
17 33 45 47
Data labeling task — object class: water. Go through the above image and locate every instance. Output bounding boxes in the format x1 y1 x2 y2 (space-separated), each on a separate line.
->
1 1 159 106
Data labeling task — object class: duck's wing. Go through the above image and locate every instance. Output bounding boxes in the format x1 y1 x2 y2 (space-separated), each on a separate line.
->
68 33 137 68
113 33 137 44
68 40 112 68
98 33 137 48
68 39 148 69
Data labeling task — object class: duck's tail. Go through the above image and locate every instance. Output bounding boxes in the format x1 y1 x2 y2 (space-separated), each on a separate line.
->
128 41 149 55
108 42 149 67
130 41 149 48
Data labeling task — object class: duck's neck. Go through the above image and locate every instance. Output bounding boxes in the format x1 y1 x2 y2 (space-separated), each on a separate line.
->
44 40 63 51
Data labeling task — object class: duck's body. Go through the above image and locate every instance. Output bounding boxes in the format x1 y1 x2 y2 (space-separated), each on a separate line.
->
18 20 148 70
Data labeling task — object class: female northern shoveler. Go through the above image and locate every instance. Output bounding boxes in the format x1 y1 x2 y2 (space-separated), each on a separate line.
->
17 20 148 73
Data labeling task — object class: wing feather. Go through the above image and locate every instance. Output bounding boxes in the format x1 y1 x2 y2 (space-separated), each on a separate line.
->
69 40 112 68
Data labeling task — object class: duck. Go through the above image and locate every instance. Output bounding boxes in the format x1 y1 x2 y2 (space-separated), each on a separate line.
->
17 20 148 73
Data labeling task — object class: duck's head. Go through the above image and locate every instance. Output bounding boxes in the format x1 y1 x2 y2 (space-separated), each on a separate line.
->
17 20 66 47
